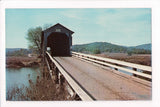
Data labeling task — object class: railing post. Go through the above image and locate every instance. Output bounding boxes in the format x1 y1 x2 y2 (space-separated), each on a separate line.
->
59 73 65 86
114 64 118 70
132 68 137 77
54 67 59 84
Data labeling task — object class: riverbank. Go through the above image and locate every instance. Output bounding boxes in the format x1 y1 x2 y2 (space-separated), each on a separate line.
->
6 56 41 68
6 66 77 101
6 57 78 101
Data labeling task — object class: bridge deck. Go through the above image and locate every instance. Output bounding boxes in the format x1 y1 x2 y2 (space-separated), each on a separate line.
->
54 57 151 100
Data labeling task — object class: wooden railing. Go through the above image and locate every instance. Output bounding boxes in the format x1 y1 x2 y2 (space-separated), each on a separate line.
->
45 51 151 100
46 51 94 101
72 52 152 81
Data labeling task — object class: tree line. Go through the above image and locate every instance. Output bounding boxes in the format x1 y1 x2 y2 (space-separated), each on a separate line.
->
6 49 31 56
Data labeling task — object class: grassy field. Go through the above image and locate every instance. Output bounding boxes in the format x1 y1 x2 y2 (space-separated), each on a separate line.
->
94 53 151 66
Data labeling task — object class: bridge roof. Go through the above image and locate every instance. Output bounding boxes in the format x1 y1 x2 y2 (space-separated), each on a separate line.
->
43 23 74 34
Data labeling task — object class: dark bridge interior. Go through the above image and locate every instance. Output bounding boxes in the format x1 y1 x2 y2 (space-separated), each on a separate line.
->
47 32 70 56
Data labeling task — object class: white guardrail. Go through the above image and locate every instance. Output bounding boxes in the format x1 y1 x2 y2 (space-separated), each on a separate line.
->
46 52 94 101
72 52 152 80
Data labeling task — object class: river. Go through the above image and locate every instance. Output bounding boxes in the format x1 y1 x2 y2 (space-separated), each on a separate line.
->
6 67 40 100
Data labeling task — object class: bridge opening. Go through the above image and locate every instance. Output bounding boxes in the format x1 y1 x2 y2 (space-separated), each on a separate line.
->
47 32 70 56
41 23 74 57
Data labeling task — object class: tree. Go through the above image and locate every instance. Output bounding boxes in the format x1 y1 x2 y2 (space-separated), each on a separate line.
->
127 51 132 56
43 23 52 30
93 48 101 54
26 27 42 54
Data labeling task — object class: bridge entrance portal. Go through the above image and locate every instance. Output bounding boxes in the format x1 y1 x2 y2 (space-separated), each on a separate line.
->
41 23 74 57
47 32 70 56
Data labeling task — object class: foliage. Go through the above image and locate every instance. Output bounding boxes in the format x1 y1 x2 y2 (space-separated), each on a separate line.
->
93 48 101 54
43 23 53 30
26 27 42 54
127 48 151 56
6 71 72 101
127 51 132 56
26 24 53 55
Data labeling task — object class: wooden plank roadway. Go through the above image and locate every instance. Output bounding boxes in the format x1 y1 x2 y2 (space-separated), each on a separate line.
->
54 57 151 100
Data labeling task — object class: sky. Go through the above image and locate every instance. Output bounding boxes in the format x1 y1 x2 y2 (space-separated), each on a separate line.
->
5 8 151 48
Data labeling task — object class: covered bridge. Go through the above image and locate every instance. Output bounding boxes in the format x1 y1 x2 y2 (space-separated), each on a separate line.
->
41 23 74 56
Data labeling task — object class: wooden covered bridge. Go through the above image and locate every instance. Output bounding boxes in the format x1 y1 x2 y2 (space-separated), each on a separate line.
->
41 23 152 101
41 23 74 56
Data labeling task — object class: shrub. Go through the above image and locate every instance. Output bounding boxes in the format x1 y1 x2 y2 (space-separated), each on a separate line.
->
93 49 101 54
127 51 132 56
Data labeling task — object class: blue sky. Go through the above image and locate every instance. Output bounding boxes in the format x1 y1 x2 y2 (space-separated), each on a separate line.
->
6 8 151 48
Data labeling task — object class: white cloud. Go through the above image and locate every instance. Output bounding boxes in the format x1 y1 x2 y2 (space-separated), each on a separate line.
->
92 9 151 46
60 9 86 20
96 9 150 32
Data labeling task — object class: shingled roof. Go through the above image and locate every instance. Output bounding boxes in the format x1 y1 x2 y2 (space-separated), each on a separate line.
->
44 23 74 34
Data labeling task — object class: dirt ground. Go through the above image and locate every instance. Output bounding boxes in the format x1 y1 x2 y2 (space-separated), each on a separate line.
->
94 53 151 66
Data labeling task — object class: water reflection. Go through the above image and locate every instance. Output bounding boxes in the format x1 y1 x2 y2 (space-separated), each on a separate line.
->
6 67 40 92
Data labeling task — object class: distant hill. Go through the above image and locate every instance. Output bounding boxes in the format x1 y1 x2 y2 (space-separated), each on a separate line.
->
72 42 151 54
6 48 32 56
72 42 127 53
6 42 151 56
131 43 151 50
6 48 24 53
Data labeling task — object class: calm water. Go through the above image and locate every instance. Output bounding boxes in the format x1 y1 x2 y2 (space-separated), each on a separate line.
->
6 67 40 92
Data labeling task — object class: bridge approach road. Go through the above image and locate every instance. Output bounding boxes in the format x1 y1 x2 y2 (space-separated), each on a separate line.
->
54 57 151 100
